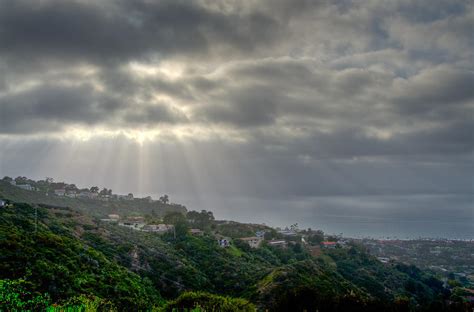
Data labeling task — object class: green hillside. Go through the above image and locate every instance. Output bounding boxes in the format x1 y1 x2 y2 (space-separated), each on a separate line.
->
1 201 464 311
0 180 186 218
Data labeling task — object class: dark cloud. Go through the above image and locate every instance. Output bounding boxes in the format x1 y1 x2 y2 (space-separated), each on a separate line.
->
0 0 280 65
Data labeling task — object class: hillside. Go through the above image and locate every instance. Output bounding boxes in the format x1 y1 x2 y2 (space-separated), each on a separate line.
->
0 180 186 218
1 201 467 311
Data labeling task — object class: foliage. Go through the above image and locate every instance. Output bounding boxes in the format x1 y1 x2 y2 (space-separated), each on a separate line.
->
0 203 163 310
0 278 50 310
161 291 256 312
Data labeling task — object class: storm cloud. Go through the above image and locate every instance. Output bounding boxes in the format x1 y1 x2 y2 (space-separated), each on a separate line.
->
0 0 472 237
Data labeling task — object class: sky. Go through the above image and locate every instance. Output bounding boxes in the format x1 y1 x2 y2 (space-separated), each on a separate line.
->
0 0 473 238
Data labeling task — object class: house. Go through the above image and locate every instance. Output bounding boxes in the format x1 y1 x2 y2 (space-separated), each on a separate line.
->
100 214 121 223
0 200 6 207
118 220 146 230
9 180 16 186
108 214 120 220
278 229 297 237
54 189 66 196
255 230 266 238
377 257 390 264
189 229 204 236
65 190 76 198
142 224 174 233
321 241 337 249
240 236 263 248
268 240 287 248
77 191 99 199
117 194 133 201
17 184 34 191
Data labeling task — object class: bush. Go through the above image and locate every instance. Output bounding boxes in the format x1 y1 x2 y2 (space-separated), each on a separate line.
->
161 291 256 312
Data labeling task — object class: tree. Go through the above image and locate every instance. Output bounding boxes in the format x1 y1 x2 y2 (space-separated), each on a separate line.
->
90 186 99 193
159 195 169 204
2 176 12 182
163 212 186 225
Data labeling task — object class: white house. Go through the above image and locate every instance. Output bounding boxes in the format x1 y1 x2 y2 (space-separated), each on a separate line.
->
65 191 76 198
189 228 204 236
142 224 174 233
0 200 6 207
278 229 297 237
118 221 146 230
240 236 263 248
268 240 287 248
17 184 34 191
108 214 120 220
54 189 66 196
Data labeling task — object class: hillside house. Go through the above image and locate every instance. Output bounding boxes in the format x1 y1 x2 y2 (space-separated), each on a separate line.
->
108 214 120 220
255 230 266 238
17 184 34 191
278 229 297 237
190 229 204 236
240 236 263 248
142 224 174 233
54 189 66 196
322 241 337 249
65 190 76 198
0 200 6 207
118 220 145 230
77 191 98 199
268 240 287 248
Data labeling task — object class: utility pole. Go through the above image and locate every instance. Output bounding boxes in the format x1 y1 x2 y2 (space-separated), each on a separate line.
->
34 206 38 234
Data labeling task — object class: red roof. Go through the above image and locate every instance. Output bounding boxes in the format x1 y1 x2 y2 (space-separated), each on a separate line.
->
322 241 337 245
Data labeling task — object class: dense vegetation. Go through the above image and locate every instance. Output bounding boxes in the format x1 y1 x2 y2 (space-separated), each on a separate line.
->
0 188 472 311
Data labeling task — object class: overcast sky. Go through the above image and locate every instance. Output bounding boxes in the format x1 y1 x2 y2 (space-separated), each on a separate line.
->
0 0 472 238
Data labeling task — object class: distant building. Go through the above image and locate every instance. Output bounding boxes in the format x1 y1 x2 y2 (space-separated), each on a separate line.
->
77 191 98 199
321 241 337 249
268 240 287 248
142 224 174 233
255 230 266 238
54 189 66 196
65 190 76 198
9 180 16 186
240 236 263 248
377 257 390 264
118 220 146 230
108 214 120 220
189 229 204 236
117 194 133 201
0 200 6 207
278 230 297 237
16 184 34 191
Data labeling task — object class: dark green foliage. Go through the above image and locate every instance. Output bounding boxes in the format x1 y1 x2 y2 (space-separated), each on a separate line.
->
0 278 51 310
0 203 163 310
161 291 256 312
